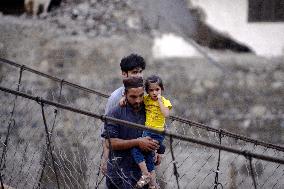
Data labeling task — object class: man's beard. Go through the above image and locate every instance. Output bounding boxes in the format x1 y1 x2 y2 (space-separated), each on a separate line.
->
130 102 143 110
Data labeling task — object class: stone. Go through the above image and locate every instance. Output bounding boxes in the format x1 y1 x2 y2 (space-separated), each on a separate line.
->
222 92 230 99
273 71 284 81
250 105 267 117
39 60 49 71
271 81 283 89
210 119 220 129
246 74 256 87
71 9 79 19
86 18 95 28
126 16 141 30
203 79 217 89
241 119 251 129
191 81 205 94
77 3 90 15
98 25 107 34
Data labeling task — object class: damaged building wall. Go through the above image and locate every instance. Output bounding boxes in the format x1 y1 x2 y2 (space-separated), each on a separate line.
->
133 0 253 55
190 0 284 57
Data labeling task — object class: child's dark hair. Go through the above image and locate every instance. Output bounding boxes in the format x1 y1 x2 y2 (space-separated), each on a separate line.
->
120 54 146 72
145 75 164 93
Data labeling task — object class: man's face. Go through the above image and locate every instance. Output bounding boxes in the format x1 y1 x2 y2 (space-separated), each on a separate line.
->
125 87 144 110
122 67 143 79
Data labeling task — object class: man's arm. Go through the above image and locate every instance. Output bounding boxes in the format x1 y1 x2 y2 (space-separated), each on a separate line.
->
105 87 124 114
100 87 125 174
106 137 159 152
103 103 159 152
100 141 109 175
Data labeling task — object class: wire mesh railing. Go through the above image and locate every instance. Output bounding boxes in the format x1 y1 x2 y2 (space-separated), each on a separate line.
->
0 58 283 188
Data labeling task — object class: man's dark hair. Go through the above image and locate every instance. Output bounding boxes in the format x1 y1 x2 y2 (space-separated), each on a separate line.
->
145 75 164 93
120 54 146 72
123 76 144 92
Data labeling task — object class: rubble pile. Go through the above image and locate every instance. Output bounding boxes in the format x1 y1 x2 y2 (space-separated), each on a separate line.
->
40 0 146 36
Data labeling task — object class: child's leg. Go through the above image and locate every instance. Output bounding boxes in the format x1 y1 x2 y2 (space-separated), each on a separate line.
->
149 170 158 187
136 161 151 188
131 147 149 175
143 151 158 188
143 133 163 188
138 161 150 176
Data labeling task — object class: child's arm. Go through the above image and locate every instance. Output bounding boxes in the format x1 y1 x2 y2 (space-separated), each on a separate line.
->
157 94 170 117
119 96 127 106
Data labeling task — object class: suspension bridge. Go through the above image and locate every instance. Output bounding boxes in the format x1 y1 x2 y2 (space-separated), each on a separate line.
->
0 58 283 189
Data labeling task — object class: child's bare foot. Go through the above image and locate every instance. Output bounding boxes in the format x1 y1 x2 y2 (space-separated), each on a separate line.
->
135 173 151 188
149 185 160 189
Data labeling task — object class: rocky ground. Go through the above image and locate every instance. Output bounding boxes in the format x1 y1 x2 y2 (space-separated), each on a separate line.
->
15 0 149 37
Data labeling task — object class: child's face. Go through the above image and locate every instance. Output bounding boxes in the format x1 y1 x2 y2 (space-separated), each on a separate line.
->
147 82 162 101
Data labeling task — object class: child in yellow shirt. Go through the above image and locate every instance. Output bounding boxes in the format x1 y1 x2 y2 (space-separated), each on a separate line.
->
132 75 172 188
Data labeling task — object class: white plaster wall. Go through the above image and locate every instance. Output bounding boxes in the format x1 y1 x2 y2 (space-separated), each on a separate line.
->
152 33 202 58
191 0 284 56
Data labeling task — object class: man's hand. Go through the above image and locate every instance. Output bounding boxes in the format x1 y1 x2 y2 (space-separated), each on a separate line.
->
100 156 107 175
100 141 109 175
138 136 159 152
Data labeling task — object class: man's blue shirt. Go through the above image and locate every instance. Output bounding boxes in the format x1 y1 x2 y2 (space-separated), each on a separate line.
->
100 86 124 139
102 103 146 187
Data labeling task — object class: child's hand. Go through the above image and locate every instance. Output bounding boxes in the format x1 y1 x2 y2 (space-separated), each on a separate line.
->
119 96 127 106
154 152 163 166
157 94 162 100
